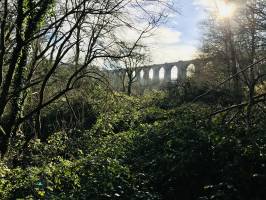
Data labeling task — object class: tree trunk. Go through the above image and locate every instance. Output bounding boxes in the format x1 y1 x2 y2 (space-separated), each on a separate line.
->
247 2 256 128
127 80 132 96
226 19 242 103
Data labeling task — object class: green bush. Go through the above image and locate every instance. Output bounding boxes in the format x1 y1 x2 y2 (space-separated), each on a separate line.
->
1 92 266 200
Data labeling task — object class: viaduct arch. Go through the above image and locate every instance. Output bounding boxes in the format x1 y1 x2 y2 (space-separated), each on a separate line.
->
107 59 205 93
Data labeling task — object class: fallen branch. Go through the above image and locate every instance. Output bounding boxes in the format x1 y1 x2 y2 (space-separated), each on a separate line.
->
210 93 266 116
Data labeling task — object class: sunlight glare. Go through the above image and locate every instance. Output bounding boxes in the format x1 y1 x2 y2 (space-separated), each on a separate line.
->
217 1 235 18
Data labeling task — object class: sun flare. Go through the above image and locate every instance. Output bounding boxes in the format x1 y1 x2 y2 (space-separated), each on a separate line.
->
217 1 235 18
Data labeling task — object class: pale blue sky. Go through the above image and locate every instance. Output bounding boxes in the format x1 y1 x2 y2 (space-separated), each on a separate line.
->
148 0 208 64
173 0 205 46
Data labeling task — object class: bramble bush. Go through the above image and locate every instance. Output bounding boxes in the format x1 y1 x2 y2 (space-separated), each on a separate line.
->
1 91 266 199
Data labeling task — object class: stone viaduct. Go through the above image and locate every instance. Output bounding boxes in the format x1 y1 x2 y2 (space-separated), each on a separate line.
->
107 59 205 93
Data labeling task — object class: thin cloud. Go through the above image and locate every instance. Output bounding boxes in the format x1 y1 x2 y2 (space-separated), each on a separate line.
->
150 44 198 64
193 0 216 7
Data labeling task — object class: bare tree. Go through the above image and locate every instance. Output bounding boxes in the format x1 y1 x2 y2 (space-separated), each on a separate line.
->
0 0 173 157
198 0 266 127
108 42 149 96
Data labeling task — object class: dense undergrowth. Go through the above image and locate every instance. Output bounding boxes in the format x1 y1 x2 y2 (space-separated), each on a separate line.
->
1 91 266 200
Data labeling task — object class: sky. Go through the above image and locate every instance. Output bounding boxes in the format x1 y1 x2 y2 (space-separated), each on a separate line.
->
147 0 209 64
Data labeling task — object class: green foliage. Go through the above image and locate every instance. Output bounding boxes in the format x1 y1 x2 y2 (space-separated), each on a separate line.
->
165 80 236 106
1 91 266 199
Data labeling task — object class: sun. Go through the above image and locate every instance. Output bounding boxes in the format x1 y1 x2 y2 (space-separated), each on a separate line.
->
217 1 236 18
